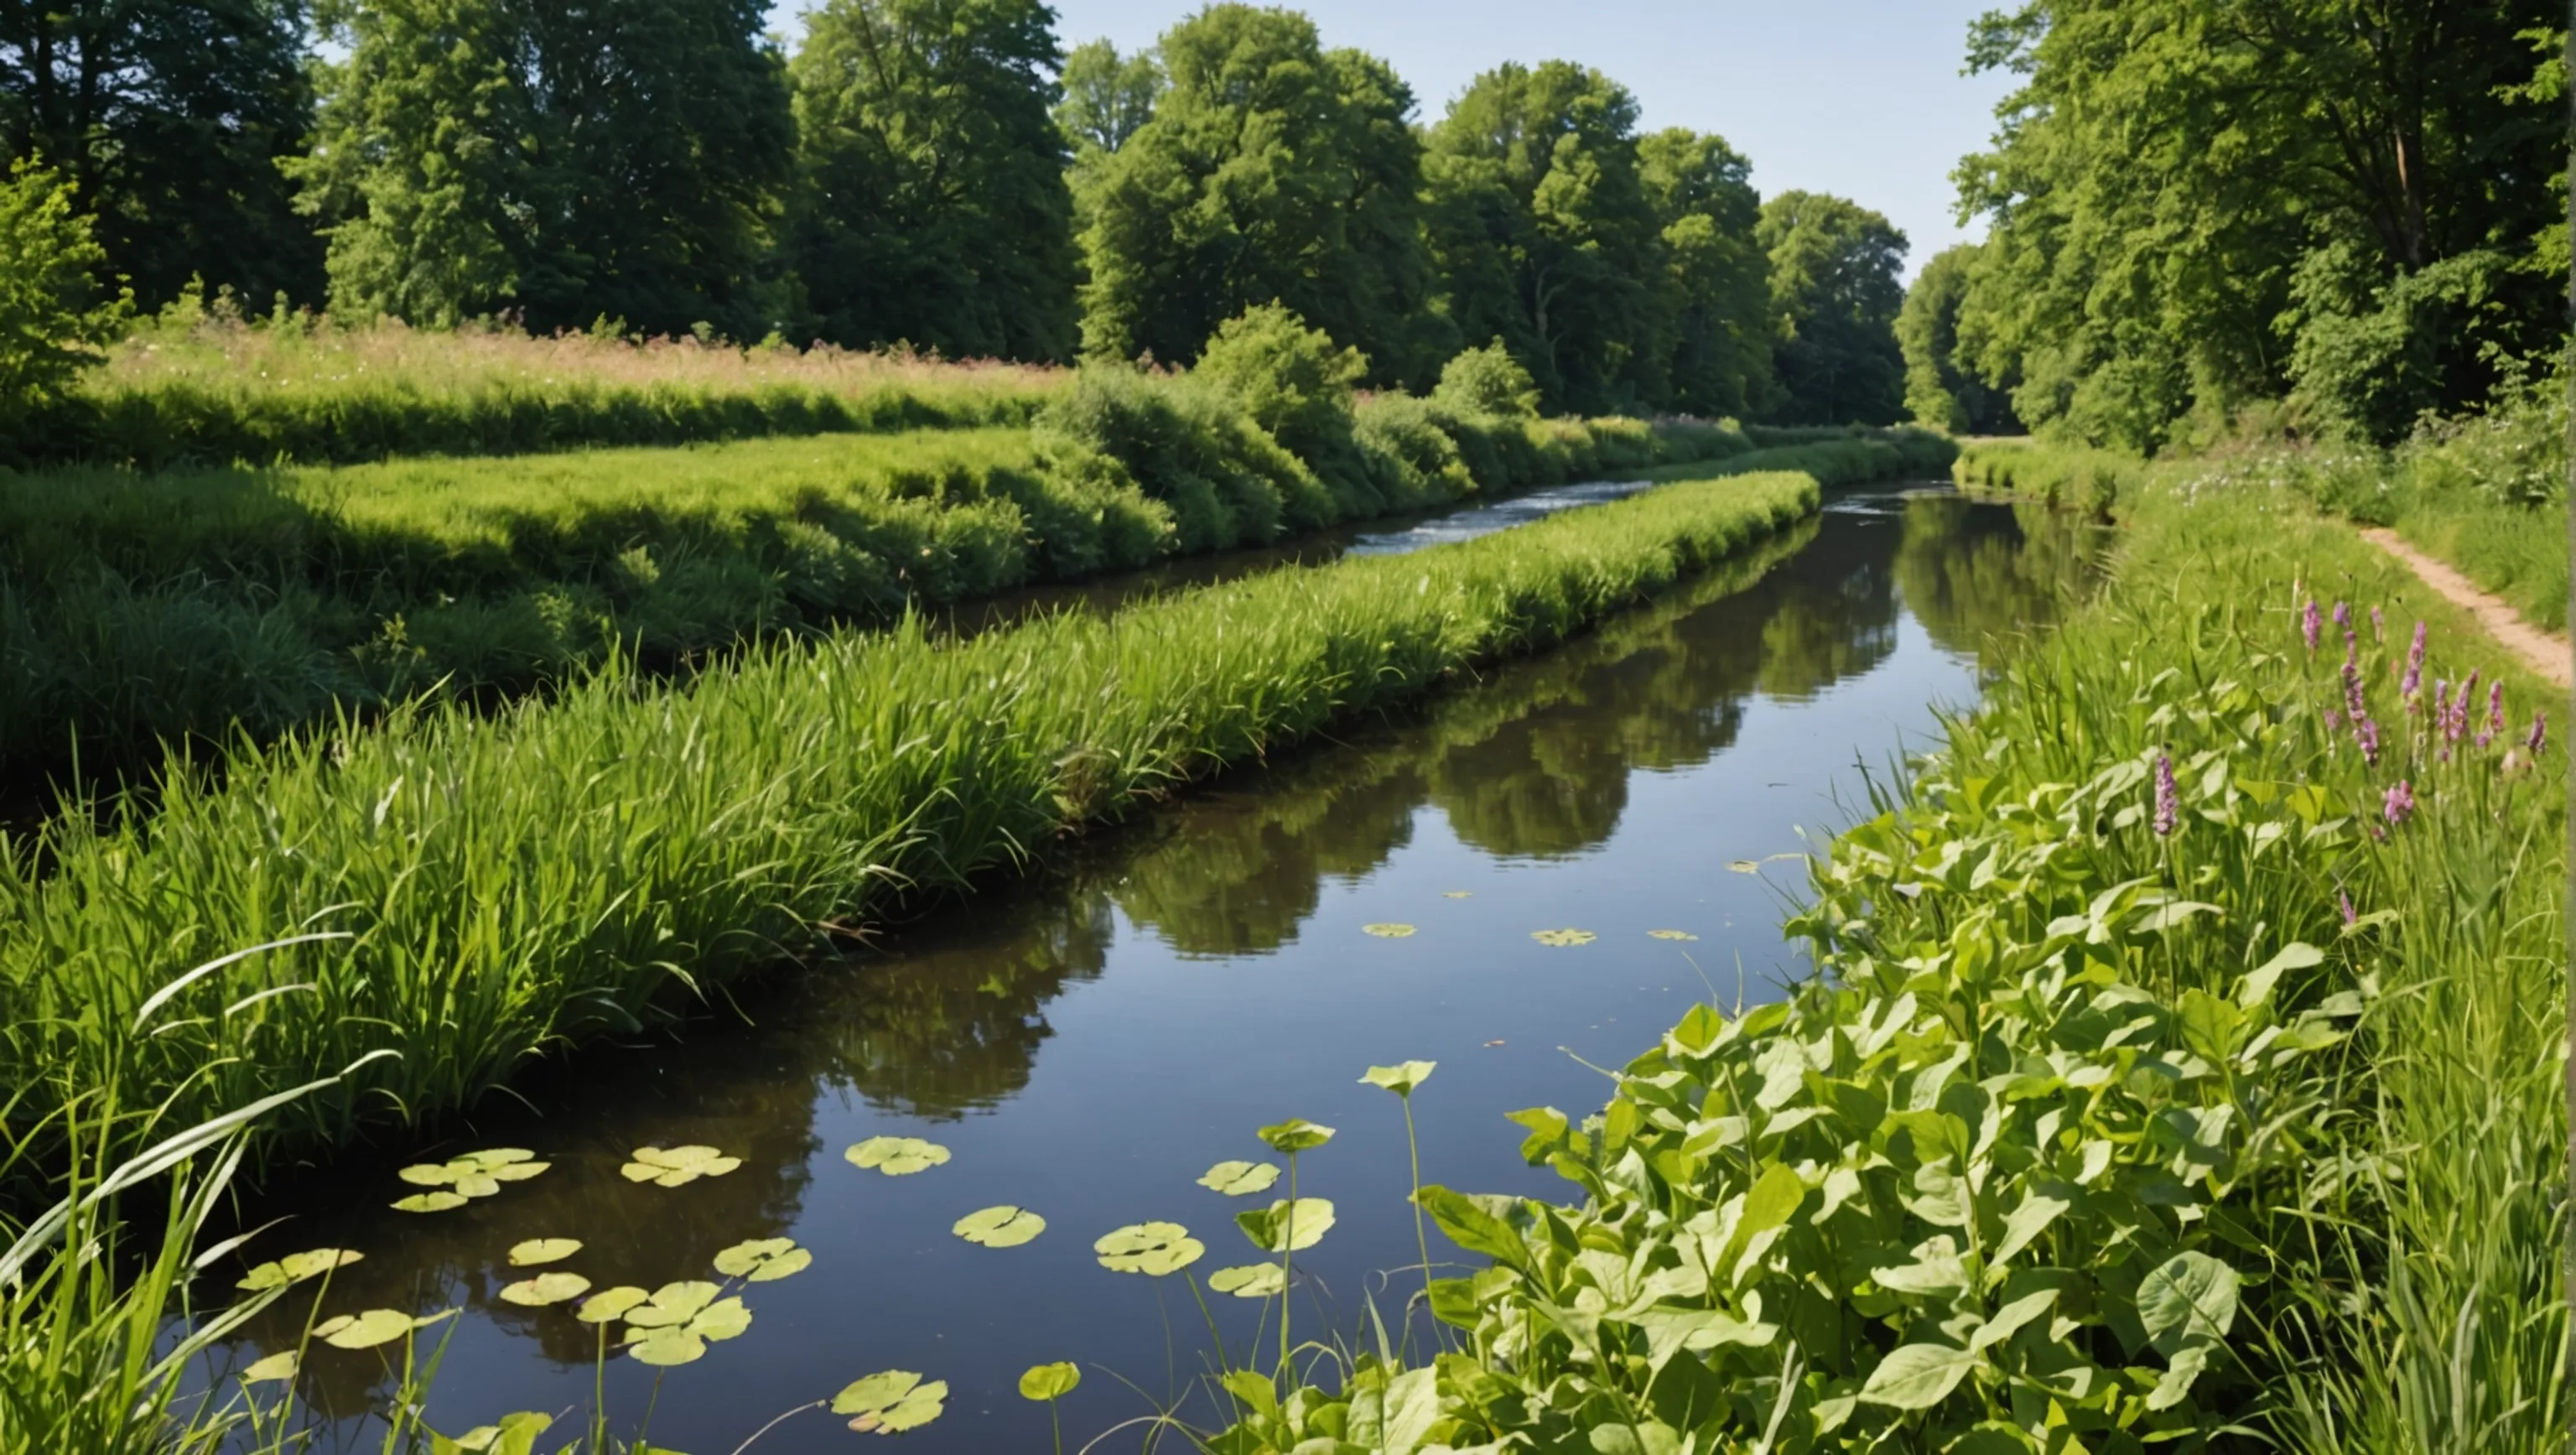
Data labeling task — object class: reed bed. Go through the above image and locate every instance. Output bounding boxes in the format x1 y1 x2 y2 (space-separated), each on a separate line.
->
0 470 1823 1185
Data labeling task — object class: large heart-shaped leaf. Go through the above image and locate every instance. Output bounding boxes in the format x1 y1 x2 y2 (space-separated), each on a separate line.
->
835 1370 948 1433
435 1411 552 1455
1359 1061 1436 1095
237 1247 362 1291
844 1136 950 1177
621 1145 740 1188
953 1206 1046 1248
398 1149 547 1201
619 1281 719 1330
1531 928 1595 947
499 1271 591 1307
314 1307 455 1350
1093 1222 1203 1276
714 1237 813 1282
1018 1362 1081 1401
2137 1250 2241 1356
242 1351 299 1383
507 1239 582 1267
1197 1161 1280 1197
620 1287 750 1365
392 1191 468 1214
1235 1198 1334 1253
1208 1263 1285 1298
575 1286 648 1325
1256 1119 1334 1154
1646 929 1699 942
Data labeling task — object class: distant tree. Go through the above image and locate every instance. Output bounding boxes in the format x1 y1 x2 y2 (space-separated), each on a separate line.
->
1056 38 1161 154
789 0 1078 361
0 0 319 308
1432 338 1540 419
1758 190 1908 426
1898 242 2017 433
0 160 126 413
303 0 794 338
1637 127 1773 418
1074 4 1446 386
1422 61 1663 415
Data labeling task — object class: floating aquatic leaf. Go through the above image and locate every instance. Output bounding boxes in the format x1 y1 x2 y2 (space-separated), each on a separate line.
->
1018 1362 1081 1401
619 1281 719 1329
621 1145 740 1188
440 1411 552 1454
952 1206 1046 1248
397 1150 548 1203
1726 860 1761 874
1208 1263 1286 1298
1646 929 1699 942
1441 891 1472 899
713 1237 813 1281
314 1307 454 1350
237 1247 362 1291
1359 1061 1436 1095
835 1370 948 1433
242 1351 299 1383
575 1286 650 1325
391 1191 468 1214
499 1271 591 1307
1531 928 1595 947
843 1135 951 1177
1235 1198 1335 1254
625 1329 708 1368
1362 923 1416 938
1093 1222 1204 1276
507 1238 582 1267
1256 1119 1334 1154
619 1284 751 1366
1197 1161 1280 1197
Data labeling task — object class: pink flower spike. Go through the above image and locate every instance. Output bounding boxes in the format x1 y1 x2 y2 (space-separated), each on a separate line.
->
2153 754 2179 837
2381 779 2415 826
2301 600 2322 652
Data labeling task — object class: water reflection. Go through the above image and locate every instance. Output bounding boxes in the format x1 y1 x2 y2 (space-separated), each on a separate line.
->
224 488 2106 1450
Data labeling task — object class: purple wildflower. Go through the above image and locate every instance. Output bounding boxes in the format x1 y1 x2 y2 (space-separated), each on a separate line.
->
2302 599 2322 652
2400 621 2427 699
2153 754 2179 837
2344 627 2359 667
2340 660 2367 723
2381 779 2415 826
2339 890 2356 926
2371 605 2385 642
2444 673 2478 743
2355 715 2381 766
2324 707 2343 732
2530 711 2548 756
2331 601 2351 631
2486 681 2506 737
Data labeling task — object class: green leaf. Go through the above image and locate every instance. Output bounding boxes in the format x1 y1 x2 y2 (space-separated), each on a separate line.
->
621 1145 741 1187
626 1329 707 1367
1234 1198 1335 1253
1363 923 1417 938
2238 942 2324 1008
242 1350 299 1383
2137 1250 2240 1357
713 1237 813 1281
1968 1288 2058 1353
1093 1222 1203 1276
1588 1421 1681 1455
1531 928 1596 946
392 1191 468 1213
499 1271 591 1307
506 1239 581 1267
314 1307 454 1350
1208 1262 1286 1298
620 1281 719 1330
1358 1060 1436 1095
2146 1343 2211 1411
1993 1191 2071 1265
1018 1362 1081 1401
1415 1185 1529 1271
237 1247 362 1291
575 1286 649 1324
835 1371 948 1433
835 1370 927 1416
953 1206 1047 1248
1646 929 1699 941
1256 1119 1335 1154
843 1136 950 1177
1857 1342 1980 1411
1197 1160 1280 1196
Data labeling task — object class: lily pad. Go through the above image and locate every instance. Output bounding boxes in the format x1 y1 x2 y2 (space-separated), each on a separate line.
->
620 1145 741 1188
237 1247 362 1291
1531 928 1596 947
714 1236 813 1282
507 1238 582 1267
397 1149 548 1202
1358 1061 1436 1095
1019 1362 1081 1401
392 1191 469 1214
1208 1263 1286 1298
835 1370 948 1434
1256 1119 1334 1155
619 1281 719 1329
843 1135 951 1177
1441 891 1472 899
1646 929 1699 942
1362 923 1416 938
1093 1221 1204 1276
1197 1161 1280 1197
444 1412 553 1453
952 1206 1046 1248
314 1307 454 1350
575 1286 650 1325
1235 1198 1335 1254
242 1350 299 1383
499 1271 592 1307
619 1283 751 1367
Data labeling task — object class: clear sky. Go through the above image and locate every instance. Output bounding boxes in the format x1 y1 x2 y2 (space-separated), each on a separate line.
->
769 1 2016 279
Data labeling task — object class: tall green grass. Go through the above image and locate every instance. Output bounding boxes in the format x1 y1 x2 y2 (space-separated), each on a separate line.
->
0 470 1822 1185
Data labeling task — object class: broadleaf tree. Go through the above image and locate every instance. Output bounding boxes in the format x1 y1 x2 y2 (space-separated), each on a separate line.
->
1758 189 1908 426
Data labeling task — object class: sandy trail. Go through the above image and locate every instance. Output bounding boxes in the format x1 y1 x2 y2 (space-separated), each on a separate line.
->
2359 527 2571 690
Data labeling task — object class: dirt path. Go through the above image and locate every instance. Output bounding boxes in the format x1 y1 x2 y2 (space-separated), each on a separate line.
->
2359 527 2571 690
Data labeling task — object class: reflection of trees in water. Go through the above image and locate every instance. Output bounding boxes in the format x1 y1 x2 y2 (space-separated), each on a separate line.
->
1114 765 1426 956
1893 496 2110 668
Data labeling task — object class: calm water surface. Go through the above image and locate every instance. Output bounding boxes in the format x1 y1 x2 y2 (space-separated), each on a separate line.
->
224 487 2104 1453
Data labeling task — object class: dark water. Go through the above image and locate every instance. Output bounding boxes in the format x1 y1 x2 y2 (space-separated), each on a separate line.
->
218 488 2105 1453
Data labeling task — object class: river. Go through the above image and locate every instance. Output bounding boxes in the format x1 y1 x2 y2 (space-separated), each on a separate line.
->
218 484 2106 1453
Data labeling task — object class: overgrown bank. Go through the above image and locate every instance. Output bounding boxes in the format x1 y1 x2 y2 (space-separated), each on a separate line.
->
0 469 1823 1189
1206 469 2563 1448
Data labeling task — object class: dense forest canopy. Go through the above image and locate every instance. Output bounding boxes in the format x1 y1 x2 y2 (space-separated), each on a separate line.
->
1900 0 2569 450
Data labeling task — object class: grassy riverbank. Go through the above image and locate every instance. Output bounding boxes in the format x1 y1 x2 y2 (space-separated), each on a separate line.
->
0 469 1822 1189
1195 466 2563 1449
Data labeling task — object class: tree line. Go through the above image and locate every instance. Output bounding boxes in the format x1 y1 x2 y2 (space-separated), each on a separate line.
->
0 0 1915 423
1898 0 2568 450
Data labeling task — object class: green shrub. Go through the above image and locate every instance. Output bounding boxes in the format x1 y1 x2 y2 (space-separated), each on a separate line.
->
0 161 125 419
1431 337 1541 419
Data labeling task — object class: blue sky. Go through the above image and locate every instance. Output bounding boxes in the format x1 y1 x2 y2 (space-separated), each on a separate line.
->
768 1 2017 279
